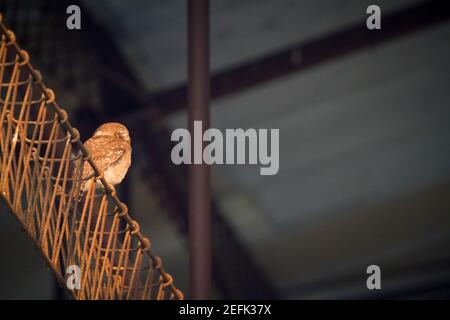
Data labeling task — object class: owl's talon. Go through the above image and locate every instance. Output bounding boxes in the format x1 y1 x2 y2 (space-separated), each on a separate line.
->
109 185 117 196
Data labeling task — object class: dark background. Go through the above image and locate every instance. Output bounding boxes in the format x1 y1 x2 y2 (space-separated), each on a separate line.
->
0 0 449 299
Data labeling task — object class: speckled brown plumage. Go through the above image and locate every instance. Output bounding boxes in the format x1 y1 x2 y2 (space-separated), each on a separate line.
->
81 122 132 191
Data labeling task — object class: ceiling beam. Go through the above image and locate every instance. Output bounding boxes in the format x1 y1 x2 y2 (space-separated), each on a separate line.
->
115 0 450 119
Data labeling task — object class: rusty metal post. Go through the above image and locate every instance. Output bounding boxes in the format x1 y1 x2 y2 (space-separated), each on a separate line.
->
188 0 211 299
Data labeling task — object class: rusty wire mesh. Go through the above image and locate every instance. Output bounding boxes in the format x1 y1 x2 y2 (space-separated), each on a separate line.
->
0 14 183 300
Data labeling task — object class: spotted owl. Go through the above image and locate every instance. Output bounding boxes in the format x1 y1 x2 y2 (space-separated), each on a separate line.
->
80 122 132 192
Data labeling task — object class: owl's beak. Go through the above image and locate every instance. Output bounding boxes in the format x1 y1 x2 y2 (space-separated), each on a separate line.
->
118 132 130 142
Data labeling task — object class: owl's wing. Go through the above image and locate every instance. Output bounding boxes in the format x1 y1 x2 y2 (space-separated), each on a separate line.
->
81 136 128 178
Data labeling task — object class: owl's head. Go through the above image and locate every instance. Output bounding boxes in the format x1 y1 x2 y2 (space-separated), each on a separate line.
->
94 122 131 143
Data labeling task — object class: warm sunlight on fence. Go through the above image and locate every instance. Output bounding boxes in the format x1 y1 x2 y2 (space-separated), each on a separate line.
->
0 13 183 300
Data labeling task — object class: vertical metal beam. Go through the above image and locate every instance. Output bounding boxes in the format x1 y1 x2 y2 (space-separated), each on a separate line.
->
188 0 211 299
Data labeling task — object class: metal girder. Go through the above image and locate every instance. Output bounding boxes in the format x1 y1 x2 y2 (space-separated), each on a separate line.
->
111 0 450 119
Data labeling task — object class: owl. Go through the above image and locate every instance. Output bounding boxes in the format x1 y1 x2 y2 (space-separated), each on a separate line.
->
80 122 132 192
